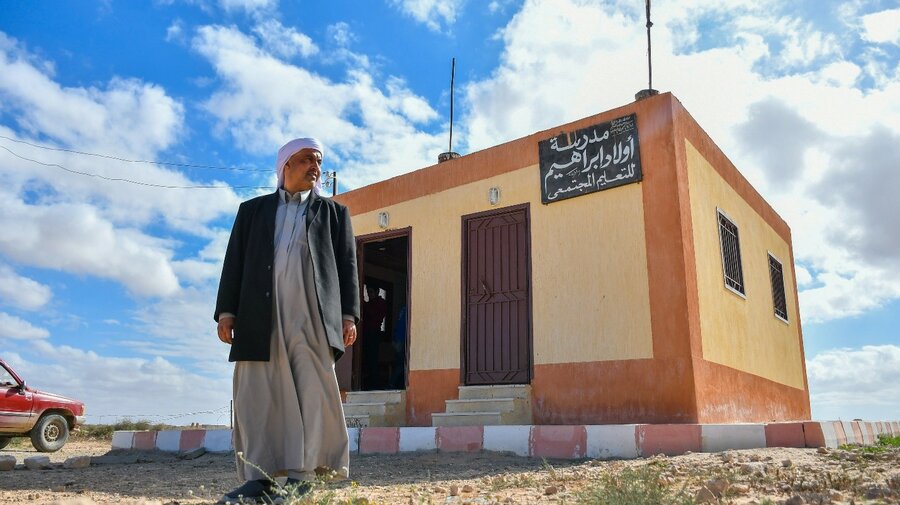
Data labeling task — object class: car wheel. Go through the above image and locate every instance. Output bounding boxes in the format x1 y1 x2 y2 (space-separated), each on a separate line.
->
30 414 69 452
0 437 10 450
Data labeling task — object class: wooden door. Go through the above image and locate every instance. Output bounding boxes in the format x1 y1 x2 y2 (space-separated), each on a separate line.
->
462 204 532 385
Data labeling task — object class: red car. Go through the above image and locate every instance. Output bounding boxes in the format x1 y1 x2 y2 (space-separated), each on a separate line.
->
0 358 86 452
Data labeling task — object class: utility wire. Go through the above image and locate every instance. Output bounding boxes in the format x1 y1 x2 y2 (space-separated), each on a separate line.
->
0 145 274 189
87 405 231 422
0 134 268 172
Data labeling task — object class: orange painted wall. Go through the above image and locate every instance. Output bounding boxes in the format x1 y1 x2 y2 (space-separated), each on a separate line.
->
532 359 697 424
405 369 458 426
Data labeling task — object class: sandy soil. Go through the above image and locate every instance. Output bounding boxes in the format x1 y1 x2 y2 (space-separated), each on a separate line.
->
0 439 898 504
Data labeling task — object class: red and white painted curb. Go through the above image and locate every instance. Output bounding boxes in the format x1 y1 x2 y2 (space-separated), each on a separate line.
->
112 420 899 458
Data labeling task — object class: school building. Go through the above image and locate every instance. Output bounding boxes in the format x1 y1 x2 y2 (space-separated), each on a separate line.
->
333 92 810 427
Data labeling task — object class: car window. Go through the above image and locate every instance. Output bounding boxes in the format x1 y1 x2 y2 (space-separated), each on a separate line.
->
0 366 18 387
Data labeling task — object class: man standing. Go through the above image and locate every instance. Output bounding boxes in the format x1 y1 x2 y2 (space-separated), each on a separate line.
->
214 138 359 503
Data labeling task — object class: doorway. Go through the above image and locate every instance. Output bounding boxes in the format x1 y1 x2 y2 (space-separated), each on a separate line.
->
461 204 532 385
336 228 411 391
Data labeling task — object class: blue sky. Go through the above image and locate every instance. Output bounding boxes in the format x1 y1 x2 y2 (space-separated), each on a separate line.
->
0 0 897 425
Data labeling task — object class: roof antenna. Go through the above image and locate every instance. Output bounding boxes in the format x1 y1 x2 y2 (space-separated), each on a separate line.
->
438 57 461 163
635 0 659 101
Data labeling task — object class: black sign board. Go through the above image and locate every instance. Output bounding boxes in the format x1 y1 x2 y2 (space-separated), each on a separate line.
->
538 113 643 204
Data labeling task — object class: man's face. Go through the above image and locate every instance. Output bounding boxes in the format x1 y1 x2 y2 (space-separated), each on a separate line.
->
283 148 322 193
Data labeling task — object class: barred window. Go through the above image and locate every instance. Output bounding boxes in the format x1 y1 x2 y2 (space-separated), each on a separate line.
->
717 210 745 296
768 254 789 322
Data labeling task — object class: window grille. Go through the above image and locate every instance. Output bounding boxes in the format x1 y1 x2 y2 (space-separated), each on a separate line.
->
717 211 745 295
768 254 788 322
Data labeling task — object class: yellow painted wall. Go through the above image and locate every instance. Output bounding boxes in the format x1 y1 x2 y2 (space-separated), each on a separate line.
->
685 140 804 389
351 164 654 371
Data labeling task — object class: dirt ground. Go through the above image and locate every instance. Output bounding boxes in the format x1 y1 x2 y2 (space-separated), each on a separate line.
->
1 439 898 504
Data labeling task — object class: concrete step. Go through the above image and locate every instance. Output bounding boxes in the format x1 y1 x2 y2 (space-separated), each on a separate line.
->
343 402 388 417
431 411 502 427
445 397 520 414
343 401 405 418
458 384 531 400
345 390 405 404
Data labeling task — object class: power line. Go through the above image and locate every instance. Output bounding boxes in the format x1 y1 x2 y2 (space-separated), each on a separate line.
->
86 405 231 423
0 134 268 172
0 145 274 189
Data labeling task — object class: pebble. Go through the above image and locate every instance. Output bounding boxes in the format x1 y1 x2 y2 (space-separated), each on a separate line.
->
817 447 828 454
462 484 475 493
781 459 793 467
449 484 459 496
705 477 729 497
740 462 766 475
694 486 717 504
784 495 805 505
0 455 16 471
432 486 446 493
731 483 750 495
829 490 844 501
63 456 91 469
544 485 558 495
24 455 52 470
749 453 762 462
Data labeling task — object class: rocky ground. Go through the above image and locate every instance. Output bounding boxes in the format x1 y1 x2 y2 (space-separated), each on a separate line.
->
0 439 898 504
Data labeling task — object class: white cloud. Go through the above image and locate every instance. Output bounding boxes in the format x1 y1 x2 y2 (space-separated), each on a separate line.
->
219 0 276 14
327 22 356 47
0 192 180 298
5 344 232 425
0 35 243 235
487 0 515 14
0 312 49 340
252 19 318 59
0 34 183 159
813 60 862 88
807 345 900 420
389 0 465 32
732 14 841 69
129 285 228 364
192 24 445 189
0 263 51 310
0 34 244 298
166 19 186 43
860 8 900 45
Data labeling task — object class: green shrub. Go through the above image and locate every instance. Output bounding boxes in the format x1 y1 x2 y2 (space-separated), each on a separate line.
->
576 465 695 505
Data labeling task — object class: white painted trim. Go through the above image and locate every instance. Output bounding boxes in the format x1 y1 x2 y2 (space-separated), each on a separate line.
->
483 425 530 456
399 427 437 452
585 424 639 459
155 430 182 452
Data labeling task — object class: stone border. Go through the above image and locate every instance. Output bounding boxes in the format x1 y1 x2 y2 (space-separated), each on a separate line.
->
112 420 899 459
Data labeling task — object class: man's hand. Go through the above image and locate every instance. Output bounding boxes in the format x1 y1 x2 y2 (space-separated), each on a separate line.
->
217 316 235 345
342 319 357 347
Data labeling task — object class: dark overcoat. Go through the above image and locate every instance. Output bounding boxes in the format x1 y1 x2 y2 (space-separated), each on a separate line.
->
214 190 360 362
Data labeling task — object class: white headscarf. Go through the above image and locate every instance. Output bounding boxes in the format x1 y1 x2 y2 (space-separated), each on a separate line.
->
275 137 324 190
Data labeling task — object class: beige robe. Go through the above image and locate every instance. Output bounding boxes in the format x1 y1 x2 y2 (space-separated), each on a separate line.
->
232 190 350 482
